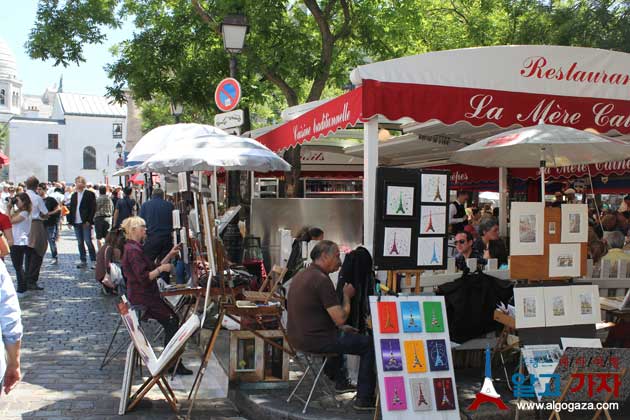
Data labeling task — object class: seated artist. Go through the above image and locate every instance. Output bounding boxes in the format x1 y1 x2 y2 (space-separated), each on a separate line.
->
472 217 508 267
287 240 376 411
120 216 192 375
454 230 485 271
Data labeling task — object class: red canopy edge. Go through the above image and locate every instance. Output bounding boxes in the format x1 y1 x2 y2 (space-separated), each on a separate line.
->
256 88 364 153
361 79 630 135
511 159 630 180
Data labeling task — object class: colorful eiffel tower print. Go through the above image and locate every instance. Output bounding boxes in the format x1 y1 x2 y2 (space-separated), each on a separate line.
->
381 339 403 371
395 192 406 214
404 340 426 373
425 210 435 232
377 302 399 333
433 377 456 410
384 377 407 410
423 301 444 333
401 301 422 333
410 378 432 411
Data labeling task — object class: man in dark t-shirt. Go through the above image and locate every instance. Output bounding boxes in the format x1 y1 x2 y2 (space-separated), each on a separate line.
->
287 240 376 411
112 187 137 229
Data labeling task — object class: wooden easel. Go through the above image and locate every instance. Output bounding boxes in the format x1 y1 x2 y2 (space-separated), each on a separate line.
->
386 270 423 294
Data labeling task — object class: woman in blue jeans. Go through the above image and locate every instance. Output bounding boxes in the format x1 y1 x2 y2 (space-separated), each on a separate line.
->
9 193 32 294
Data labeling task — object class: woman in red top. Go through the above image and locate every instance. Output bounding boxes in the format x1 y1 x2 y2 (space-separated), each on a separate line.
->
120 216 192 374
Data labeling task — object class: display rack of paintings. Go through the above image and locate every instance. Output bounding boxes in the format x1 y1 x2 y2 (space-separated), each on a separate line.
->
374 167 449 270
514 285 600 329
370 296 460 420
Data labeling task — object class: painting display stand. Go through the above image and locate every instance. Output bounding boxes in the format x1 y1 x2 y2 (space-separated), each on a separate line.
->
370 295 460 420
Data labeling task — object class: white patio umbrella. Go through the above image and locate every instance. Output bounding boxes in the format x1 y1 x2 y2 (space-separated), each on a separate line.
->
127 123 227 163
112 164 142 177
450 124 630 198
138 134 291 174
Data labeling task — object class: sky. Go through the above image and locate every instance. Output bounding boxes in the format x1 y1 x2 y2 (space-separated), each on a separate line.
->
1 1 133 96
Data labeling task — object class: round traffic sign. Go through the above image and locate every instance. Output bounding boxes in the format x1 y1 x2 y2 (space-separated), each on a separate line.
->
214 78 241 112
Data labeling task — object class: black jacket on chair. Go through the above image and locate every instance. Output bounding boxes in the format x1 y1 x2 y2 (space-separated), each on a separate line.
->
67 190 97 225
437 270 513 343
336 246 375 334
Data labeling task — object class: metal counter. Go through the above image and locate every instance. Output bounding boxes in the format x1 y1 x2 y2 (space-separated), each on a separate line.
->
250 198 363 268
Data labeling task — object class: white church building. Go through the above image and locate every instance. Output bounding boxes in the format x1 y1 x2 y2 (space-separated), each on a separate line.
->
0 37 127 184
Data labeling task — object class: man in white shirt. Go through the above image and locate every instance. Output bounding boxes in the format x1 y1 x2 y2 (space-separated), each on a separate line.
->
24 177 48 291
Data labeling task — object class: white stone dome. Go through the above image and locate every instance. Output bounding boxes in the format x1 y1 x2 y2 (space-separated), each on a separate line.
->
0 38 18 80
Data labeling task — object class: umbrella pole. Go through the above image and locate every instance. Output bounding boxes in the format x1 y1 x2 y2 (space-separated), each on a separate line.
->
540 165 546 203
586 166 604 234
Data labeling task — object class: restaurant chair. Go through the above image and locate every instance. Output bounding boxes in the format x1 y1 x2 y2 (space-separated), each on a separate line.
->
287 351 341 414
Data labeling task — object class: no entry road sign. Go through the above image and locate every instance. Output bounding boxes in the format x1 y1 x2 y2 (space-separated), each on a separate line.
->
214 78 241 112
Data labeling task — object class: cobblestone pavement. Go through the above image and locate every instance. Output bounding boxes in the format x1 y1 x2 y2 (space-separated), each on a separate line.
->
0 227 243 420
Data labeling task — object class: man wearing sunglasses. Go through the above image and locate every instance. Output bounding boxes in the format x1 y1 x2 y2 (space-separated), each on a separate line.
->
454 231 484 272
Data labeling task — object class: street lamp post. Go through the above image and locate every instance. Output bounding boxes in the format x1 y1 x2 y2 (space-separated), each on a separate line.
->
221 14 248 208
115 142 124 186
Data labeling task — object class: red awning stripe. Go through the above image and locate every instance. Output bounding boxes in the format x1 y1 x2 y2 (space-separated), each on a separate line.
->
361 79 630 135
256 88 364 153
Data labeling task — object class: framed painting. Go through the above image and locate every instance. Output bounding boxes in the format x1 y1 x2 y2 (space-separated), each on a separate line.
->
383 227 412 258
510 202 545 255
543 286 573 327
570 284 601 325
385 183 417 218
420 173 447 204
561 204 588 243
548 243 581 278
419 205 447 235
514 287 546 329
417 237 447 268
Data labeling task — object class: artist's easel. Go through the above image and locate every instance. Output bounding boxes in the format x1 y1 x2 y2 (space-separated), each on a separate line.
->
386 270 423 294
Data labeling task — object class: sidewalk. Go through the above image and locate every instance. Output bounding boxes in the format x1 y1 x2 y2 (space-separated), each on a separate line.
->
0 228 242 420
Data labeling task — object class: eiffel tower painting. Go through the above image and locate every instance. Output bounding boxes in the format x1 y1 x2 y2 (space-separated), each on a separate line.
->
410 378 432 411
389 232 399 255
425 210 435 232
395 192 406 214
430 242 440 264
384 377 407 410
412 344 423 369
433 183 443 202
416 383 428 406
433 377 455 410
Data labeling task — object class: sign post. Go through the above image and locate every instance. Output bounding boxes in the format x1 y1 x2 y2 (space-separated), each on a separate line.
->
214 78 241 112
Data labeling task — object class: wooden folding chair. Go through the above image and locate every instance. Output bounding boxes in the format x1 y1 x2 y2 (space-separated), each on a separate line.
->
117 297 201 414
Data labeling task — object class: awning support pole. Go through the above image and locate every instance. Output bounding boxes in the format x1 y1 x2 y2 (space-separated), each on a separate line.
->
363 117 378 253
499 167 508 238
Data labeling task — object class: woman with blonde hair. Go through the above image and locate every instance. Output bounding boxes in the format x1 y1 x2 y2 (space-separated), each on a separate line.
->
119 217 191 375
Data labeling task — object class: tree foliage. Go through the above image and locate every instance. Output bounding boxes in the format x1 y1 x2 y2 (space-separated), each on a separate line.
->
26 0 630 195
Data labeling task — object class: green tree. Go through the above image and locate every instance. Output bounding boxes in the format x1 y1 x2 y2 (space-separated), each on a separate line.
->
26 0 630 197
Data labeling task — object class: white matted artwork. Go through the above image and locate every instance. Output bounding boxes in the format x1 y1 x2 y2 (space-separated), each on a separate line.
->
514 287 546 329
417 237 444 266
548 243 581 278
561 204 588 243
510 202 544 255
419 206 446 235
386 186 415 216
543 286 573 327
570 285 601 324
420 174 447 203
383 227 412 257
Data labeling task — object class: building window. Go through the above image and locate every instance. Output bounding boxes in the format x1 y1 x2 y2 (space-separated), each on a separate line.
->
0 89 4 105
48 165 59 182
11 92 18 106
112 123 123 139
48 134 59 149
83 146 96 169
